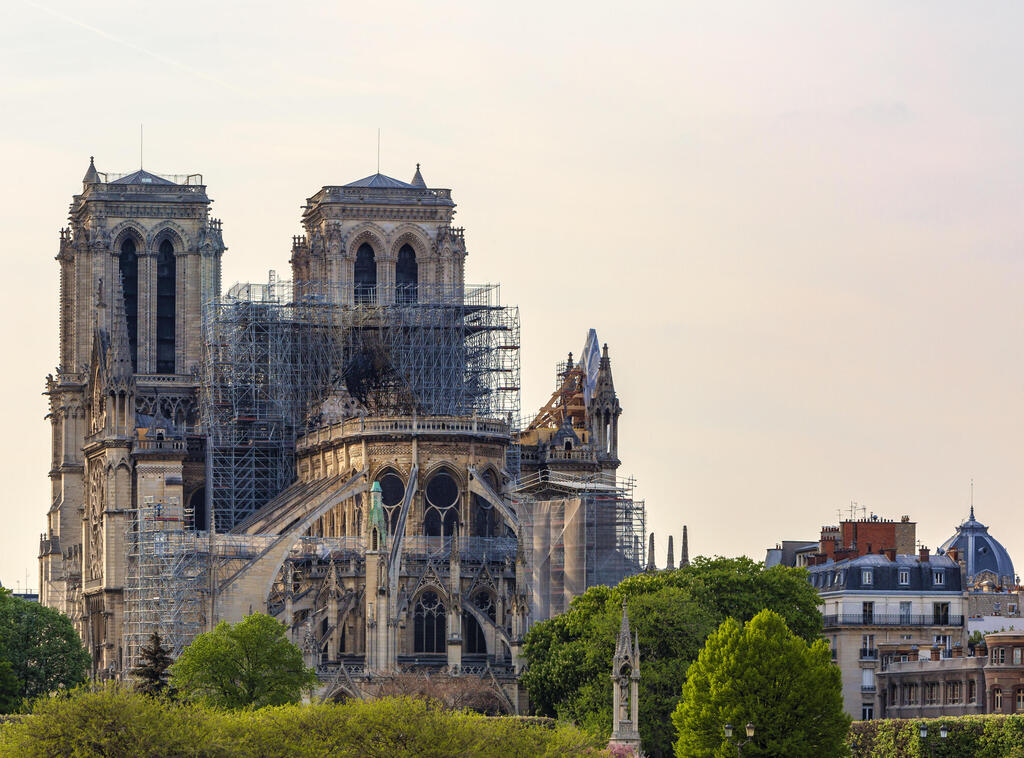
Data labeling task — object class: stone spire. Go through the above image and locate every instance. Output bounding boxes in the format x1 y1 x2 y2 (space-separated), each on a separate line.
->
614 599 632 660
410 163 426 188
646 532 656 571
108 274 134 380
681 525 689 566
83 155 99 184
666 535 675 570
609 598 642 753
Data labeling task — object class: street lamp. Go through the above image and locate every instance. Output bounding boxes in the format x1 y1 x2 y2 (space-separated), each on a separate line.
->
724 723 755 756
919 724 948 757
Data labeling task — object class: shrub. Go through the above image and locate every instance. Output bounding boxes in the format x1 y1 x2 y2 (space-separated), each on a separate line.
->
0 685 608 758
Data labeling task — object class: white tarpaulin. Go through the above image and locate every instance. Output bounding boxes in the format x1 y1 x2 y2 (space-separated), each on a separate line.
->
580 328 601 407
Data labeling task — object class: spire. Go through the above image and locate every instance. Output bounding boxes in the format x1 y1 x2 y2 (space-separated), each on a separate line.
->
666 535 675 570
108 274 133 378
681 525 689 566
83 156 99 184
410 163 426 188
614 598 632 661
646 532 656 571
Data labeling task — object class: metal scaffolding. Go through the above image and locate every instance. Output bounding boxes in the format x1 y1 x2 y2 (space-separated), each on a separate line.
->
201 279 521 532
122 498 207 671
515 472 646 620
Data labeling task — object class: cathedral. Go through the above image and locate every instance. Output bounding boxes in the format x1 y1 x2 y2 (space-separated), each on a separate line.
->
39 158 645 706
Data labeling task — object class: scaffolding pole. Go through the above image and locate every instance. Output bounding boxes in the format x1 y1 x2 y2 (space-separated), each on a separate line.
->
201 280 521 533
122 499 207 671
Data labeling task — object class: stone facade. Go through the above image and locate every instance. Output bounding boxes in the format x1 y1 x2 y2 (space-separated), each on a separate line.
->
878 631 1024 718
810 547 967 721
40 161 224 676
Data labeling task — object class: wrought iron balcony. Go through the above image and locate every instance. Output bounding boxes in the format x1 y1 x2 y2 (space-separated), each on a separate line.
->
823 614 963 627
860 647 879 660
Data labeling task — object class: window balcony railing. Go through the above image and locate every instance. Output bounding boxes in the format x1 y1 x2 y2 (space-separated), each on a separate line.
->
860 647 879 660
861 685 876 693
823 614 963 627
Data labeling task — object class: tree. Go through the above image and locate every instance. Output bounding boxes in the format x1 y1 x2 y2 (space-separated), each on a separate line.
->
376 671 510 714
522 556 822 758
130 632 173 696
0 660 20 713
672 610 850 758
169 613 318 708
0 590 89 709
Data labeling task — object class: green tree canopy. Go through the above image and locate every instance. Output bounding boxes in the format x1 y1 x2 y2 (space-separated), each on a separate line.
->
169 613 317 708
672 609 850 758
0 589 89 710
521 556 822 758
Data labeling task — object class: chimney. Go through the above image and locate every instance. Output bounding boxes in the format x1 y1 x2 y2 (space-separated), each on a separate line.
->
930 645 941 661
681 525 689 566
948 547 959 563
884 548 897 561
919 546 930 563
646 533 656 572
666 535 675 570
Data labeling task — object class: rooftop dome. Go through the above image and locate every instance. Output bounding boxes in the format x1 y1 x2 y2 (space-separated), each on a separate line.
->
938 507 1016 586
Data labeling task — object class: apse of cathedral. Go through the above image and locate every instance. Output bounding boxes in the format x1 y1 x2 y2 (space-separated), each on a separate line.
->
39 158 645 706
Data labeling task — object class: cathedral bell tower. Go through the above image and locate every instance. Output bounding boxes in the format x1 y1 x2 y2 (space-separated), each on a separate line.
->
41 157 225 676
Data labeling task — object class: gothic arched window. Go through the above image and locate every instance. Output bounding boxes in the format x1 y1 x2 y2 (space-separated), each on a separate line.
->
396 243 418 303
471 470 500 538
156 239 176 373
376 469 405 534
423 470 459 537
463 611 486 655
354 243 376 304
118 237 139 371
413 591 446 653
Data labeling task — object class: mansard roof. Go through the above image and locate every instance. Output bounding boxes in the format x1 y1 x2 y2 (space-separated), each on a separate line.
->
344 173 414 189
807 552 962 593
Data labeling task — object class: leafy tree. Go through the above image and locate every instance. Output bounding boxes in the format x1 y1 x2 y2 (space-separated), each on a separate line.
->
130 632 173 696
672 610 850 758
169 613 317 708
522 556 822 758
0 660 20 713
0 589 89 707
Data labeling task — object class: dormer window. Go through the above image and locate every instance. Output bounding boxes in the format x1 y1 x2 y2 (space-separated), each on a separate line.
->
899 568 910 585
862 569 873 585
933 570 945 586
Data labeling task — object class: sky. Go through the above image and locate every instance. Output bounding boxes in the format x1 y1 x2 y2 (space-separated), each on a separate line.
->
1 1 1022 591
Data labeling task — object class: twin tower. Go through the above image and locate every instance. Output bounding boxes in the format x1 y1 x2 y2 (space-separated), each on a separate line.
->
41 159 471 676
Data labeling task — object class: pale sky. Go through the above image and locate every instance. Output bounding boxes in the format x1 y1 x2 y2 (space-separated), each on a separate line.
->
2 1 1022 591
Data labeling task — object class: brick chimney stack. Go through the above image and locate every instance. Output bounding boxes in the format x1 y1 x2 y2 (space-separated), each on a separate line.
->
919 546 930 563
